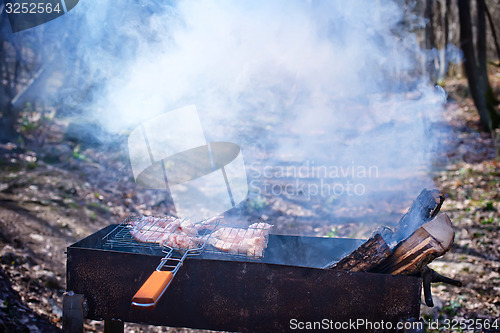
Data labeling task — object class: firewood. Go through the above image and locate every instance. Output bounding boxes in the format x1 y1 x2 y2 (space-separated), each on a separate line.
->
390 189 444 245
372 213 454 275
324 233 392 271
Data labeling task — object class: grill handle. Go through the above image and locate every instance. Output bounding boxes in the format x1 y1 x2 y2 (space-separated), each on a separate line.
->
132 271 173 309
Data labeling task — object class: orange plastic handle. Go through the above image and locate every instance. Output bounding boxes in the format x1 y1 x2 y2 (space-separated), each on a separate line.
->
132 271 173 309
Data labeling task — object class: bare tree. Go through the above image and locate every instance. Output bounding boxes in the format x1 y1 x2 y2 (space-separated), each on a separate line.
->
0 10 20 142
424 0 438 82
0 9 51 143
437 0 451 83
484 3 500 64
458 0 500 131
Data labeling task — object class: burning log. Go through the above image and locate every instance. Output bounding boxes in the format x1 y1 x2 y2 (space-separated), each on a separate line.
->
322 188 460 308
324 233 391 271
390 188 444 245
325 189 451 276
372 213 454 275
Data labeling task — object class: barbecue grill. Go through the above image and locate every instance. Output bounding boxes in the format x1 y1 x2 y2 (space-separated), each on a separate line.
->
64 220 423 333
101 215 272 309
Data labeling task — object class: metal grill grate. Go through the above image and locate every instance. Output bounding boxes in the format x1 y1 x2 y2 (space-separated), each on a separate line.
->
102 216 156 250
102 215 272 258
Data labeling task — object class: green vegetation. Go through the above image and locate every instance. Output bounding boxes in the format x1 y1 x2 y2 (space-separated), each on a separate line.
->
326 227 339 238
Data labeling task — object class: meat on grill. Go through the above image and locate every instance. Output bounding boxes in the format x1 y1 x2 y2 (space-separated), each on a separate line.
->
129 216 182 244
130 216 181 232
163 232 202 249
129 227 167 243
207 223 273 257
129 216 272 256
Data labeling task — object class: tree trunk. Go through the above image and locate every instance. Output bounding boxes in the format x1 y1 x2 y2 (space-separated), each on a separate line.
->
0 11 18 143
484 2 500 64
0 103 18 143
424 0 437 81
0 50 18 143
438 0 451 84
458 0 500 131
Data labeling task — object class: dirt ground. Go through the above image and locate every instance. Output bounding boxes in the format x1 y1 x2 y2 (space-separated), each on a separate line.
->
0 70 499 332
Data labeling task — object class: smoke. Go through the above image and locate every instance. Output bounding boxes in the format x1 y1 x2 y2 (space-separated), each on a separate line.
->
28 0 449 231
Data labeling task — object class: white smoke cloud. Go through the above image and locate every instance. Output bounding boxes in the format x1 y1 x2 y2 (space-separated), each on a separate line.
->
68 1 434 131
37 0 448 225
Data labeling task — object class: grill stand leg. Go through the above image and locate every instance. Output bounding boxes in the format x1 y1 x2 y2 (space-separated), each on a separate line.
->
62 292 86 333
104 320 124 333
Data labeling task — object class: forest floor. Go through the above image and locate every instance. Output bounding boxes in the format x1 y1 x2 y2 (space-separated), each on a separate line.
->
0 69 499 332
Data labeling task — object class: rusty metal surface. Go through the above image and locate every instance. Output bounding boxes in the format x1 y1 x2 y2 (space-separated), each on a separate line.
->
67 225 421 332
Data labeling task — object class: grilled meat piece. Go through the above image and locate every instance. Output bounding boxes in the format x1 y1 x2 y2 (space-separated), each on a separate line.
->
129 216 272 255
208 223 273 257
129 226 167 243
129 215 225 249
162 232 202 249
